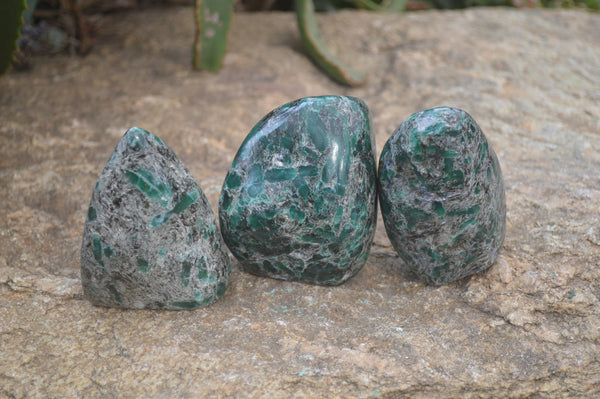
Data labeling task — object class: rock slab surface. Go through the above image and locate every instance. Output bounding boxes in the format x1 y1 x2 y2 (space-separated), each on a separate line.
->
379 107 505 285
0 7 599 398
219 96 377 285
81 127 230 309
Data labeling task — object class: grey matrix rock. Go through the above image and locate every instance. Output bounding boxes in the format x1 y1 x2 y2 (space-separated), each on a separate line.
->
378 107 506 285
81 127 230 309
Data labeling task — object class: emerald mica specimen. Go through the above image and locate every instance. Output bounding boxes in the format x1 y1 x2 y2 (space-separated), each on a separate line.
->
81 127 230 309
219 96 377 285
378 107 506 285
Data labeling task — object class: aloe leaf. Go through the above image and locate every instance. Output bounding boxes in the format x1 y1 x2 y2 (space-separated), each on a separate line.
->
354 0 407 10
0 0 27 76
295 0 367 87
193 0 235 72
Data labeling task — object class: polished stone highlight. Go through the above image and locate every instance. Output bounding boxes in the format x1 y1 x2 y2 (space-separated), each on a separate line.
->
378 107 506 285
81 127 230 309
219 96 377 285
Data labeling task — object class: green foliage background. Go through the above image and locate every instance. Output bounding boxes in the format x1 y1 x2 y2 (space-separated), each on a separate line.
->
1 0 598 79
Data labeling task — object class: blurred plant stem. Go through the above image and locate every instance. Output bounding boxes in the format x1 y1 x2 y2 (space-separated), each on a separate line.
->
0 0 26 76
193 0 235 71
295 0 368 86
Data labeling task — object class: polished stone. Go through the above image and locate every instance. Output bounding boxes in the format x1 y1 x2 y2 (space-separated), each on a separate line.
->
219 96 377 285
81 127 230 309
378 107 506 285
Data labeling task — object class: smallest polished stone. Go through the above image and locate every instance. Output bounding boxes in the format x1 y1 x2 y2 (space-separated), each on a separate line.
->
81 127 230 309
378 107 506 285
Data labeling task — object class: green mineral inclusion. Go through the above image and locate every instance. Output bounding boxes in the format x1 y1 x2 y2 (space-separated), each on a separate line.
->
124 164 200 228
125 168 173 208
137 258 149 273
150 190 200 227
87 206 97 221
92 234 105 268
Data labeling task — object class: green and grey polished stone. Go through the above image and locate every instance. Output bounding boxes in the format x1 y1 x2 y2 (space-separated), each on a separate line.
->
219 96 377 285
378 107 506 285
81 127 230 309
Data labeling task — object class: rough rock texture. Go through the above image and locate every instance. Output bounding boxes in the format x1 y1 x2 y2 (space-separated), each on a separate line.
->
81 127 230 309
219 96 377 285
379 107 506 285
0 7 599 398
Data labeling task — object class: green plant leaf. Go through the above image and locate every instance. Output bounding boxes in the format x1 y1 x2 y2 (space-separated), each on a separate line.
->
23 0 38 25
296 0 367 86
193 0 235 72
586 0 599 9
353 0 407 10
0 0 27 76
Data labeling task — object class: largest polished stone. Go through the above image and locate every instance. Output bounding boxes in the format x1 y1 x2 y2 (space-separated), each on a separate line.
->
219 96 377 285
